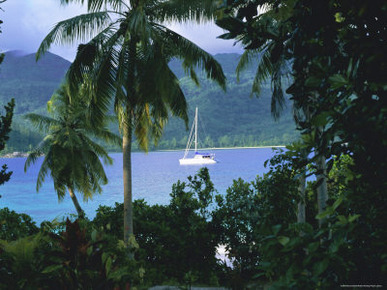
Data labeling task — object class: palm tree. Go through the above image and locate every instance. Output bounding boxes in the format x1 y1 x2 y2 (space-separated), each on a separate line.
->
36 0 226 246
25 83 121 218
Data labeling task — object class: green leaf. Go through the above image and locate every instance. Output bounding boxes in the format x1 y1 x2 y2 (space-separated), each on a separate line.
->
277 236 290 246
272 224 282 235
313 258 329 276
117 240 126 250
139 267 145 278
316 207 334 220
311 112 331 127
328 74 348 90
128 234 139 250
334 12 345 23
108 266 129 281
253 272 267 279
42 265 63 274
348 214 361 223
105 257 112 275
308 242 319 253
102 252 109 264
91 229 98 242
332 195 344 210
337 215 347 225
305 76 322 88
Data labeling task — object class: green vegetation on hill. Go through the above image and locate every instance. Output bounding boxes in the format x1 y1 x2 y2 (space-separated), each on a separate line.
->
0 51 70 114
0 51 298 153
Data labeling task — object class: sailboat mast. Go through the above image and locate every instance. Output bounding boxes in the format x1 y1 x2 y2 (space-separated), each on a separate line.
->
194 107 198 152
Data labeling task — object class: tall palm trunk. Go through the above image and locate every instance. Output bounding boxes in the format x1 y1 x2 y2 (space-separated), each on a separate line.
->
122 37 137 258
123 116 133 249
68 188 85 218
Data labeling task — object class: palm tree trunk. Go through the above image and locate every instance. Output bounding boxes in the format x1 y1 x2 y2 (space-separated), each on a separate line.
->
68 188 85 219
123 116 133 251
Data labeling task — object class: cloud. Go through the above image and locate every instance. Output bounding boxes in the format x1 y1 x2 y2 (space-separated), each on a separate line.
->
169 22 242 55
0 0 242 61
1 0 87 60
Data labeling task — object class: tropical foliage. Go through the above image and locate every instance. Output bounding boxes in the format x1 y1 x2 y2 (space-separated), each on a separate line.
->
215 0 387 287
93 167 221 285
1 0 385 288
1 147 386 288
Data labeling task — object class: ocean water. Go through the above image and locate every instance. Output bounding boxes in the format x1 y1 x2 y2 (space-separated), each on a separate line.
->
0 148 277 224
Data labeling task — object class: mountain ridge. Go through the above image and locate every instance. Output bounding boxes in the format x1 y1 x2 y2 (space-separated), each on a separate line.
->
0 51 298 152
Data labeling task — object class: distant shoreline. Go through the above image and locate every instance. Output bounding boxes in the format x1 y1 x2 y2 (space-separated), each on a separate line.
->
1 152 29 158
0 145 286 158
153 145 286 153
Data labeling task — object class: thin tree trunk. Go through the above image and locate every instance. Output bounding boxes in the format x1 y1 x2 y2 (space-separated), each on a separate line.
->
123 116 133 255
297 171 306 224
68 188 85 219
316 154 328 227
297 148 308 225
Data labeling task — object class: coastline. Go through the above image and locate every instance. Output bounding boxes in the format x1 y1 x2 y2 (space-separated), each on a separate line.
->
1 151 29 158
154 145 286 153
0 145 286 158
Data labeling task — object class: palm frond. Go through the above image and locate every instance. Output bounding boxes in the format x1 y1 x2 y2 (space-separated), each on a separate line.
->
80 134 113 165
236 50 258 82
152 0 217 23
36 11 111 60
24 146 45 173
61 0 128 13
93 128 122 147
35 151 52 192
25 114 60 133
154 25 226 90
133 103 151 152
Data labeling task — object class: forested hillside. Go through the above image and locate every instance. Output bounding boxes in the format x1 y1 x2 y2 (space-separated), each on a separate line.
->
0 51 298 152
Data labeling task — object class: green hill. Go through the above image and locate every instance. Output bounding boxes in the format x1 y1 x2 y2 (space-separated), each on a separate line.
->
0 51 70 114
0 51 298 153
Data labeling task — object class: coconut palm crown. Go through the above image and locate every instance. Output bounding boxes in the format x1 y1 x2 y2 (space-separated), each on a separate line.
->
37 0 226 139
24 83 121 218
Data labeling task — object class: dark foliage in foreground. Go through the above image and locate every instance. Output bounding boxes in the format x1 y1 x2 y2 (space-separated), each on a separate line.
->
2 150 384 289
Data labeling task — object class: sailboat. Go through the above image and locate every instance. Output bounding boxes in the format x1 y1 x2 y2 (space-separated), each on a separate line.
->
179 107 216 165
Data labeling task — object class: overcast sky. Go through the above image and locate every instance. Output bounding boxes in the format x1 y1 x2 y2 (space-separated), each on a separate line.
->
0 0 242 61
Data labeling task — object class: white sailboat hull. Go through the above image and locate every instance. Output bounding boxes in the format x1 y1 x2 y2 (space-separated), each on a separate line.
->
179 156 217 165
179 152 216 165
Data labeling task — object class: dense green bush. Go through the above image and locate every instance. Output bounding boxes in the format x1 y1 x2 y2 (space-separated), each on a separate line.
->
0 208 39 241
93 167 222 286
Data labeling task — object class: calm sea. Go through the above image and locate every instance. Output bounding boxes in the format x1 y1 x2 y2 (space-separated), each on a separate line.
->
0 148 277 224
